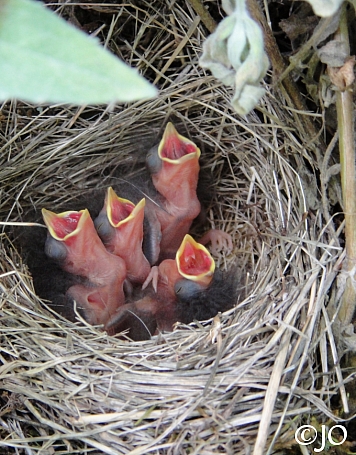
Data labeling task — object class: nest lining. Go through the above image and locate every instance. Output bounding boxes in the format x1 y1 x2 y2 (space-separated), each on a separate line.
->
0 1 347 454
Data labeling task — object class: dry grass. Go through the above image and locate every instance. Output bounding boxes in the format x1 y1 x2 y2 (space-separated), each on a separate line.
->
0 1 349 454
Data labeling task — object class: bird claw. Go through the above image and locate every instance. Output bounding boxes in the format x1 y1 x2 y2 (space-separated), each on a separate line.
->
142 266 160 292
199 229 233 255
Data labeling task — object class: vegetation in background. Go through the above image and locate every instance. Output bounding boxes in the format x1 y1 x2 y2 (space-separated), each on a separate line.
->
0 0 157 104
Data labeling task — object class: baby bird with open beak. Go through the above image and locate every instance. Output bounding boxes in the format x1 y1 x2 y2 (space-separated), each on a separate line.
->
104 234 215 340
42 208 126 326
145 122 202 262
94 187 151 285
145 122 232 263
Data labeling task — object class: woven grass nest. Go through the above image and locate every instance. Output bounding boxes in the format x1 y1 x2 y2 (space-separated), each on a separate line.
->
0 1 350 454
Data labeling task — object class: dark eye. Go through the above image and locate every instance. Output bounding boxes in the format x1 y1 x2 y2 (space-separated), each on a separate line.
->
175 284 183 294
44 236 67 263
174 279 203 302
146 145 161 175
94 214 114 243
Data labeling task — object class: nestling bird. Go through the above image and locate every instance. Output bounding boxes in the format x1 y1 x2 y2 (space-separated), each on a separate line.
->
105 234 216 339
42 207 126 326
145 121 233 262
144 122 202 262
94 187 151 285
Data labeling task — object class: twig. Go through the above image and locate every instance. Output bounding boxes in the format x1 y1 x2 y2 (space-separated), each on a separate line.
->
330 5 356 324
186 0 217 33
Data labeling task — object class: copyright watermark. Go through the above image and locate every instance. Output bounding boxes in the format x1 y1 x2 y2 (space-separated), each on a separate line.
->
295 424 347 452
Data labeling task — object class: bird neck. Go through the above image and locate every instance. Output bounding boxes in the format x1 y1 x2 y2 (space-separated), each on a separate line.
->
152 160 200 208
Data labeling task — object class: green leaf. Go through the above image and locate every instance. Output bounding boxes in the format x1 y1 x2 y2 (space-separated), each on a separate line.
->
304 0 343 17
0 0 157 104
200 0 269 116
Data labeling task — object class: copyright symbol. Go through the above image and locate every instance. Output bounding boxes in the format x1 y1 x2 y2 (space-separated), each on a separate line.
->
295 425 318 446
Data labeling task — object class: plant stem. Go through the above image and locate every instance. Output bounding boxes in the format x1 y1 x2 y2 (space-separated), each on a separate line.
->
334 6 356 324
186 0 217 33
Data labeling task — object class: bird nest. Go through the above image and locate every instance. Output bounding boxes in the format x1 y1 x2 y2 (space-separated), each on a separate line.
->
0 1 348 454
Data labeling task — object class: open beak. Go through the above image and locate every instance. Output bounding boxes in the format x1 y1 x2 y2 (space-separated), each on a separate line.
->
95 187 150 283
145 123 202 261
176 234 215 287
96 187 145 243
42 208 89 242
106 187 143 227
158 122 201 164
41 207 127 281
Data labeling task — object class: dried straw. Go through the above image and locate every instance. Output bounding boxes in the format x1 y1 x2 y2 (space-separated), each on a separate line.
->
0 1 348 454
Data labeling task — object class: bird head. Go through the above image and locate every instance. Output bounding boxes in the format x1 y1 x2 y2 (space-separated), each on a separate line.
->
95 187 146 254
176 234 215 287
42 208 91 263
147 122 201 196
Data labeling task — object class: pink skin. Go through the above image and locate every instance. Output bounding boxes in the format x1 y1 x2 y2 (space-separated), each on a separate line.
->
199 229 233 255
147 124 233 260
42 208 126 326
148 123 201 259
150 158 201 256
106 235 217 337
97 189 151 284
138 235 215 333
